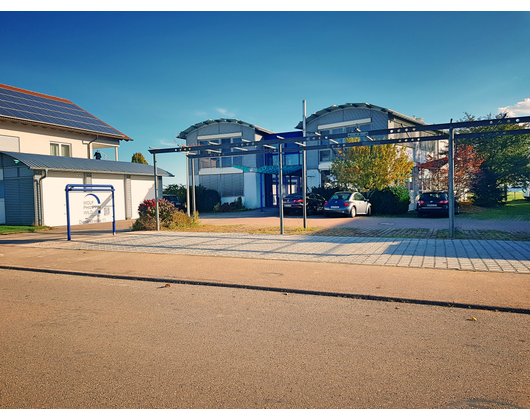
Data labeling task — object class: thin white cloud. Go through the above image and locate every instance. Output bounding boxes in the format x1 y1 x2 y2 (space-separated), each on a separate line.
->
216 108 236 118
498 98 530 117
159 139 178 147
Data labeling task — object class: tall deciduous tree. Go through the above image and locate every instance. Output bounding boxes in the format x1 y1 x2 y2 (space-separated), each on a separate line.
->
458 113 530 206
330 138 414 197
417 144 484 200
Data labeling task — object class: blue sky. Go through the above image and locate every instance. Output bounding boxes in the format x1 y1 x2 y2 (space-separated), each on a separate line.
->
1 11 530 185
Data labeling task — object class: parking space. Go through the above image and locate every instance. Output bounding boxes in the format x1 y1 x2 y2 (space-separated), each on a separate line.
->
199 207 530 233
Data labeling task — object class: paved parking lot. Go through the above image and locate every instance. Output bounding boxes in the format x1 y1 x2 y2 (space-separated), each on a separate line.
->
18 228 530 274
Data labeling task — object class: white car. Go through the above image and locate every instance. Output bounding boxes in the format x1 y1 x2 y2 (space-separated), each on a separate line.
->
324 191 372 217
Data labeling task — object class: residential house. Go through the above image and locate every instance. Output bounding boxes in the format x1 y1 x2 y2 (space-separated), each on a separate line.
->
0 83 171 226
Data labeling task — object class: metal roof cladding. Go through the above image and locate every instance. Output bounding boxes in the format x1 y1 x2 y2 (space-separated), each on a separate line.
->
294 103 428 129
0 83 132 140
177 118 275 139
1 151 173 177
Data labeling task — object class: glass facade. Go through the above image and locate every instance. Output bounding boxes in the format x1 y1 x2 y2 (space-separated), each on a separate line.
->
318 125 371 162
199 137 243 169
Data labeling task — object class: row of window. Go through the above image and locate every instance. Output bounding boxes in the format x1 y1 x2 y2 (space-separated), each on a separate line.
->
319 125 372 162
198 137 243 169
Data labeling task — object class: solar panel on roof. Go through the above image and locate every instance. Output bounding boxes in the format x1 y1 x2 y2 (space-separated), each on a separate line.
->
0 86 127 138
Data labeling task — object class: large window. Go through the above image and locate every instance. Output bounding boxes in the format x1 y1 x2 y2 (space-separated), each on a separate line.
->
50 142 71 157
199 137 243 169
318 125 371 162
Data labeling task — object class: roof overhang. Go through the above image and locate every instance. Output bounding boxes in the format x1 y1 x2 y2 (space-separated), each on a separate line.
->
0 151 173 177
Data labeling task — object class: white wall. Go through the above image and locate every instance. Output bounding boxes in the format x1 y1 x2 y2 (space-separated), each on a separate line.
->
0 123 120 159
42 172 84 226
41 173 157 226
130 176 156 219
242 172 260 208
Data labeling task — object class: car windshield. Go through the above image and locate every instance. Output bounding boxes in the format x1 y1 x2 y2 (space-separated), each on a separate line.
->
330 193 352 201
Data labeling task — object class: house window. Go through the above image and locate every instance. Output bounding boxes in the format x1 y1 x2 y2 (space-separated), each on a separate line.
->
50 142 71 157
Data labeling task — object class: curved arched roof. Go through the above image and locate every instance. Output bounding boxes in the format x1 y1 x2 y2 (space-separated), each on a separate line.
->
295 103 426 129
177 118 274 139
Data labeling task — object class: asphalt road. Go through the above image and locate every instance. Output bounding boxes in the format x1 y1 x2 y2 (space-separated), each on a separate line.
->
2 216 529 409
1 269 529 409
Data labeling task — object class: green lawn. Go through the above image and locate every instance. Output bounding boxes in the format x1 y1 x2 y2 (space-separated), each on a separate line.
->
459 199 530 221
0 225 51 234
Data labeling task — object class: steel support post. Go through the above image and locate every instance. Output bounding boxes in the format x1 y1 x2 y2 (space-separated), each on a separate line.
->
154 153 160 231
448 124 455 239
302 99 307 229
186 153 190 217
279 142 284 235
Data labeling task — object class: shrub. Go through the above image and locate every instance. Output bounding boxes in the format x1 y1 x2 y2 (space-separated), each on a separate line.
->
212 197 246 213
163 184 221 212
132 198 199 231
369 186 411 215
165 210 200 230
137 198 175 220
470 168 505 207
311 185 340 201
197 188 221 212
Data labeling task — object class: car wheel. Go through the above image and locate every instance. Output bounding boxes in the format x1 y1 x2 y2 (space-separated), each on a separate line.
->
417 212 423 218
283 209 290 216
324 211 330 218
350 206 356 218
366 206 372 216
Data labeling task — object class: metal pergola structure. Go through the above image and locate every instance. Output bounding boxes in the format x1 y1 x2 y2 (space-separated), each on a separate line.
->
149 110 530 238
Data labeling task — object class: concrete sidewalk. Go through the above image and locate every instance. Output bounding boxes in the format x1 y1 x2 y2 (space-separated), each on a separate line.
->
11 228 530 273
1 222 530 312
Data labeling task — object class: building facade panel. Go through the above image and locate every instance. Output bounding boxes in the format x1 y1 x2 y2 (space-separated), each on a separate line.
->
4 176 35 226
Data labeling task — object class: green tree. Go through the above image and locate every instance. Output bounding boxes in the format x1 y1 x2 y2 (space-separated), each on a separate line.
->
163 184 221 212
458 113 530 206
163 184 187 205
132 152 148 165
330 138 414 197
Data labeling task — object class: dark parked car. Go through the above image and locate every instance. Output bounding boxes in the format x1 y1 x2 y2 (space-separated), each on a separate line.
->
416 191 460 217
283 193 325 215
323 191 372 217
163 195 185 212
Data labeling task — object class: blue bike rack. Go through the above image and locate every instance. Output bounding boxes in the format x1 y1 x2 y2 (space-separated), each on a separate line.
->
65 184 116 241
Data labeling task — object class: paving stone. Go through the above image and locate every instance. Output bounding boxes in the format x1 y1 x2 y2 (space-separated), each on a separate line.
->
20 231 530 274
